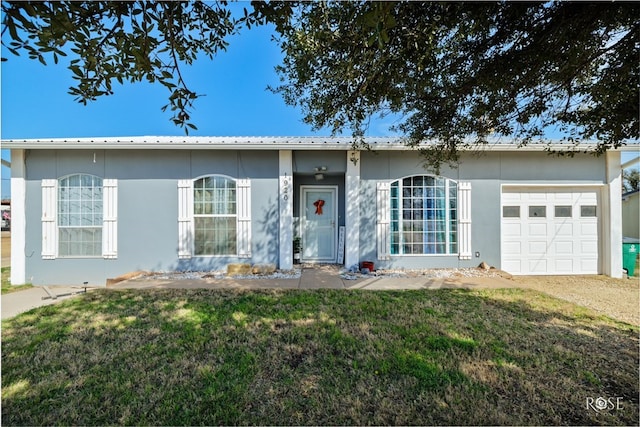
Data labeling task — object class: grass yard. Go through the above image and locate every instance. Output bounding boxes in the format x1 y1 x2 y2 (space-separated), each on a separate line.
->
2 288 638 426
1 267 32 294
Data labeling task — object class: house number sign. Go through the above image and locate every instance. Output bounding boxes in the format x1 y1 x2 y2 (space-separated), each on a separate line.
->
282 177 290 201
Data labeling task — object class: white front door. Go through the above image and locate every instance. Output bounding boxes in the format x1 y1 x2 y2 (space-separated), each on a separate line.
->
301 186 338 262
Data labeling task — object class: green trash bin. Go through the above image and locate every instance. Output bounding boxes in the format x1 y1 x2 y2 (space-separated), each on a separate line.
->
622 237 639 277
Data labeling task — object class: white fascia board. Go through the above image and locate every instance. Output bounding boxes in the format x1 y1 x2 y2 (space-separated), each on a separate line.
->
2 136 638 152
1 136 367 150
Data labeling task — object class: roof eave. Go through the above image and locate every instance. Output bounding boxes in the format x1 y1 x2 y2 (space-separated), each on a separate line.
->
2 136 637 152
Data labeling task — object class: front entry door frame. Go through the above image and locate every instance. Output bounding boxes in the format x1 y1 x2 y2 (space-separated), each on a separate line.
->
300 185 338 263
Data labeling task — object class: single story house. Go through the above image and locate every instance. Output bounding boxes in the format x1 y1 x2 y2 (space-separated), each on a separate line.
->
3 136 631 285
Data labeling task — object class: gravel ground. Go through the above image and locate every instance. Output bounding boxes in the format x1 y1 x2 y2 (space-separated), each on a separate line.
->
509 274 640 326
143 269 302 280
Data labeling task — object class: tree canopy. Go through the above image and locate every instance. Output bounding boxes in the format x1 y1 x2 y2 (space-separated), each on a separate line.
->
2 1 638 169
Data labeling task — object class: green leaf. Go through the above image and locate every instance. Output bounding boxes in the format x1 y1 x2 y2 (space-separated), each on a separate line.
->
70 66 83 77
7 20 21 42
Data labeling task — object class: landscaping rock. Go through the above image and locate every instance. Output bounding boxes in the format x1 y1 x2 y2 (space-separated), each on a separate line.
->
478 261 491 271
106 270 148 286
252 263 277 274
227 263 252 276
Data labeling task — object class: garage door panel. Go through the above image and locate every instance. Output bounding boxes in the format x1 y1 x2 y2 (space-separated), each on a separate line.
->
578 193 598 203
581 240 598 254
529 259 548 273
580 258 598 274
503 223 521 237
555 259 573 273
553 193 572 202
529 223 547 236
555 223 573 236
529 192 548 202
502 259 521 272
554 240 573 254
529 241 547 254
503 241 521 255
580 222 598 235
502 187 600 275
502 193 521 203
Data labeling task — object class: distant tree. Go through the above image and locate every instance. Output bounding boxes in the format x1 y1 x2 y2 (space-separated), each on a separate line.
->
2 1 638 169
623 169 640 193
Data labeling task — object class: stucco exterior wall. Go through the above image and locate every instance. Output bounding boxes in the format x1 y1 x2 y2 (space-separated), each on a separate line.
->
359 150 607 270
20 148 611 284
23 149 279 285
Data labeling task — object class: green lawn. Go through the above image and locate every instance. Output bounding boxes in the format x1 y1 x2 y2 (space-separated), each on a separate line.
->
1 267 32 294
2 288 638 425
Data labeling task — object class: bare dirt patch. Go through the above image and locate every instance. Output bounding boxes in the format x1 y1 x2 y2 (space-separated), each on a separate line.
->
510 275 640 325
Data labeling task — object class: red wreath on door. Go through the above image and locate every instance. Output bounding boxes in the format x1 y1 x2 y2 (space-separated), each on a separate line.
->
313 199 325 215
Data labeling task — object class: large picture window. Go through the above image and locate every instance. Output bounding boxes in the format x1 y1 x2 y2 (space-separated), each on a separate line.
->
58 174 103 257
390 176 458 255
193 176 237 255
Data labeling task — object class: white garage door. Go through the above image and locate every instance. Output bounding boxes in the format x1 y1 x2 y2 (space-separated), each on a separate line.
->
501 187 600 275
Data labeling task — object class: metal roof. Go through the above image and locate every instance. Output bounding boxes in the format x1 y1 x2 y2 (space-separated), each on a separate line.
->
2 135 638 151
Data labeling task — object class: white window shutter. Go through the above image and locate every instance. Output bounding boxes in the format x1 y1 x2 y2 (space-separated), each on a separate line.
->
41 179 58 259
177 179 193 259
237 179 252 258
102 179 118 259
376 181 391 261
458 181 472 260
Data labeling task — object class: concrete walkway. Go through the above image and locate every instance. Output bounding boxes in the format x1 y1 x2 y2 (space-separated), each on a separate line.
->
1 266 515 320
2 286 91 320
108 265 514 291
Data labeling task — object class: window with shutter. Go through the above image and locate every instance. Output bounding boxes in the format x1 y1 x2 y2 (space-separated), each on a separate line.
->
180 176 251 257
378 176 471 258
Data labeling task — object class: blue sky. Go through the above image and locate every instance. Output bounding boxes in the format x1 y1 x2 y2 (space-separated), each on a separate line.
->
0 15 350 140
2 9 394 198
